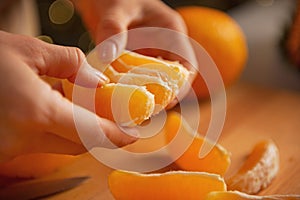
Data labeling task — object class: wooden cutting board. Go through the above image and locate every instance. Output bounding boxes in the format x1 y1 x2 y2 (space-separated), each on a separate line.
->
7 83 300 199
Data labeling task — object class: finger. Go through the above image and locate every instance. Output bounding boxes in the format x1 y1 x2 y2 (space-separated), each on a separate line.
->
36 40 110 87
93 3 141 64
0 31 109 87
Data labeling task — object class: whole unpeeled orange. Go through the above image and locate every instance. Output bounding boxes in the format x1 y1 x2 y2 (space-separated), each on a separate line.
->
177 6 248 98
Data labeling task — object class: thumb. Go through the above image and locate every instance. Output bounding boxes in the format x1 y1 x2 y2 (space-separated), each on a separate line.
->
93 9 131 64
34 38 109 87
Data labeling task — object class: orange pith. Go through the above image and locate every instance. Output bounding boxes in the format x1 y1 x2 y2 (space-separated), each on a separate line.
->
109 51 189 89
227 140 280 194
205 191 300 200
164 111 231 176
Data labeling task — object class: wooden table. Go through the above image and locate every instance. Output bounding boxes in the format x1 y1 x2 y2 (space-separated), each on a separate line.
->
4 83 300 199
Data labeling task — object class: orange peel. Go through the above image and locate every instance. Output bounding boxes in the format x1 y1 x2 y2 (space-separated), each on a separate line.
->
164 111 231 176
227 140 280 194
205 191 300 200
108 170 226 200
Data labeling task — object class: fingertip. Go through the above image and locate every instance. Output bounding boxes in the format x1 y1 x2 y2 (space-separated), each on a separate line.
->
69 59 110 88
95 40 118 65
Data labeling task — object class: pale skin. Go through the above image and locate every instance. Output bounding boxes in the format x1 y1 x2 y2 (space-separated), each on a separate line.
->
0 0 196 162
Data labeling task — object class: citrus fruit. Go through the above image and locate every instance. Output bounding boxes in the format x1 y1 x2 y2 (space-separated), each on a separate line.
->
164 111 231 176
62 81 155 126
177 6 248 98
108 170 226 200
66 50 190 126
227 140 280 194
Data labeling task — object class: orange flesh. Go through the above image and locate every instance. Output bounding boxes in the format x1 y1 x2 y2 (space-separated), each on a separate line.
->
62 80 155 126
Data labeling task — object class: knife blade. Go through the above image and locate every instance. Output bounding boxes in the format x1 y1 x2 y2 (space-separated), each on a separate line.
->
0 176 89 200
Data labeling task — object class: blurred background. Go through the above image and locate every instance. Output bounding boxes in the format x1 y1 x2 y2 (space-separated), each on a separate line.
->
1 0 300 91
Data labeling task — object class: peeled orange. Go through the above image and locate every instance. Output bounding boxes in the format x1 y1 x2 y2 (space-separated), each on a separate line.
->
65 50 190 126
177 6 248 98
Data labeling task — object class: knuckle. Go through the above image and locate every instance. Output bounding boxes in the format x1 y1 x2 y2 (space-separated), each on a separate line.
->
164 11 187 32
100 17 124 34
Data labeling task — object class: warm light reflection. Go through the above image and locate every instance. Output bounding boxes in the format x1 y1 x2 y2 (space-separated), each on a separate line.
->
36 35 54 44
49 0 74 25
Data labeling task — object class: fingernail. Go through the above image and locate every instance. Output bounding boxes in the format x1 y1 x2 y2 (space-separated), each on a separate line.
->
82 60 110 85
119 126 140 138
92 68 110 84
96 40 117 64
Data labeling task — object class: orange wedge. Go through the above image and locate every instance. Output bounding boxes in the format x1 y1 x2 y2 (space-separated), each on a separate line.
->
205 191 300 200
87 50 189 113
102 65 173 114
62 81 155 126
164 111 231 176
227 140 280 194
108 170 227 200
111 51 190 89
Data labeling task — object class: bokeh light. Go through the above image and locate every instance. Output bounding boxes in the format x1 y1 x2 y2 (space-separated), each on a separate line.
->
49 0 74 25
36 35 54 44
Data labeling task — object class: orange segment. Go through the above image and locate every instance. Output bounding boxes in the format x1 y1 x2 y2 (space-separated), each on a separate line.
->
108 170 226 200
104 66 173 114
62 80 155 126
109 51 190 92
0 153 76 178
164 111 231 176
205 191 300 200
227 140 280 194
86 50 189 114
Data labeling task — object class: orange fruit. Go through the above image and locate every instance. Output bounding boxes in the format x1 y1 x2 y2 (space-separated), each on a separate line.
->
205 191 300 200
108 170 226 200
0 153 76 178
87 50 190 110
227 140 280 194
80 50 190 124
164 111 231 176
62 81 155 126
177 6 248 98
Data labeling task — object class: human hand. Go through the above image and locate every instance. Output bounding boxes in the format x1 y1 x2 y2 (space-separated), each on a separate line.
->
0 31 138 162
73 0 198 106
